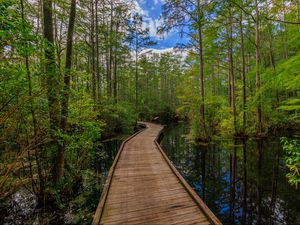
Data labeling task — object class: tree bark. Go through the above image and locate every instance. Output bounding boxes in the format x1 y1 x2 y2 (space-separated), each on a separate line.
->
95 0 100 102
239 9 247 135
90 0 96 105
255 0 263 136
108 1 113 98
57 0 76 183
61 0 76 131
266 2 279 108
43 0 61 183
21 0 45 203
113 51 118 103
297 0 300 24
196 0 209 141
135 48 138 110
227 5 237 135
113 21 119 103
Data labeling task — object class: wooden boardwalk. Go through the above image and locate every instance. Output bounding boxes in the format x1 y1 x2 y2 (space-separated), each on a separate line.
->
92 122 222 225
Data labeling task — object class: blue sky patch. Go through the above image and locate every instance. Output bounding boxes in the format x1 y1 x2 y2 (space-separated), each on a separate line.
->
135 0 189 49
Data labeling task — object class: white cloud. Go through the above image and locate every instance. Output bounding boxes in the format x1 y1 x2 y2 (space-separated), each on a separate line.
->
140 47 189 61
143 17 164 38
153 0 165 5
132 0 170 40
133 0 149 17
142 47 174 54
148 19 157 37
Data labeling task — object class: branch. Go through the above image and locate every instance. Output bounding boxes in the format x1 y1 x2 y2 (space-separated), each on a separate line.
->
229 0 256 22
264 16 300 25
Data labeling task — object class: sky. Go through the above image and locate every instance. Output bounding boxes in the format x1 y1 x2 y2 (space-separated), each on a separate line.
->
134 0 189 50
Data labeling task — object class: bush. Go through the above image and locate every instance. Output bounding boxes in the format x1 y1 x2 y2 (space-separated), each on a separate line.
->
281 137 300 188
158 106 176 124
100 101 137 138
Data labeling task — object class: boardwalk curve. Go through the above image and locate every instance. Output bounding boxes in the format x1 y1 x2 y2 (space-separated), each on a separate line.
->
92 122 222 225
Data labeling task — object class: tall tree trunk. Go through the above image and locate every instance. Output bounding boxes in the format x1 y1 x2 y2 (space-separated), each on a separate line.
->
95 0 100 102
61 0 76 136
227 6 237 135
108 1 113 98
105 33 111 97
90 0 96 105
266 2 279 108
21 0 45 203
113 52 118 103
196 0 209 141
297 0 300 25
135 48 138 110
113 21 119 103
281 0 288 59
255 0 263 136
58 0 76 183
239 9 246 135
43 0 61 183
134 17 138 110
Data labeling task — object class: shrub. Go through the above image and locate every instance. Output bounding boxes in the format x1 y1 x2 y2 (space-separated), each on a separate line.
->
281 137 300 188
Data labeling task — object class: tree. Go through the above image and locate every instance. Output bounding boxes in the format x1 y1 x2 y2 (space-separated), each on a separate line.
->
58 0 77 183
160 0 210 141
226 2 237 135
128 13 155 111
239 5 247 135
255 0 263 136
42 0 62 183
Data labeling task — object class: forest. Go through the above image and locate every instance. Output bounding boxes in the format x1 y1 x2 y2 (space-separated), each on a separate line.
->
1 0 300 224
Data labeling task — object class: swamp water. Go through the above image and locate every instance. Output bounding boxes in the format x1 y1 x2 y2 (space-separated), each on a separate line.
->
1 124 300 224
160 123 300 225
0 139 122 225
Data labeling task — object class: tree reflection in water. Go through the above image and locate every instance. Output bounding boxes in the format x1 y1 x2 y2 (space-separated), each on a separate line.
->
160 123 300 225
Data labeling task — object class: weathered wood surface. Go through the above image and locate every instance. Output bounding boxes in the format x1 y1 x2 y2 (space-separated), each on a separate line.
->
92 122 222 225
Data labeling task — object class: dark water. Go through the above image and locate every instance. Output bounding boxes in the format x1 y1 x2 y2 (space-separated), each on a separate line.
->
0 139 122 225
160 123 300 225
2 124 300 225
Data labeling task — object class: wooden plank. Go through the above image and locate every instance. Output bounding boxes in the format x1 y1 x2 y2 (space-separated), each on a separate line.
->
92 122 222 225
107 188 185 200
91 128 146 225
103 199 193 218
102 206 203 225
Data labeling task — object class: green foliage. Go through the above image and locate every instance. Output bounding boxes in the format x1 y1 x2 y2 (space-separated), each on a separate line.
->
281 137 300 188
216 107 235 136
2 0 300 222
176 60 200 119
161 106 176 123
65 169 104 225
279 98 300 124
178 44 300 138
101 101 137 137
135 52 181 122
0 0 21 47
0 0 38 55
190 115 203 140
261 53 300 128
